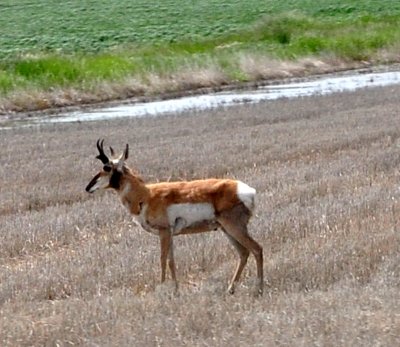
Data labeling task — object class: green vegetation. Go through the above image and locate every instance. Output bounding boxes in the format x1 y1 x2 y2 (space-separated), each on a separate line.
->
1 0 400 111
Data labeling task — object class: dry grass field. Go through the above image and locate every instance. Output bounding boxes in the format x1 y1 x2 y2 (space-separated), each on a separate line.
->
1 85 400 346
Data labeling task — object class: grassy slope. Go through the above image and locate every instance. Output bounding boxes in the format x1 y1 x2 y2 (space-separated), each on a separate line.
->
1 0 400 112
0 85 399 345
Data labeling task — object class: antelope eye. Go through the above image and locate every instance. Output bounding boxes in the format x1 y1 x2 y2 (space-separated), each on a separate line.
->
103 165 112 172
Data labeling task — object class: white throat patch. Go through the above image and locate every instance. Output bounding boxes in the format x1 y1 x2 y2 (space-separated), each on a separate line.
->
132 203 159 235
120 183 131 210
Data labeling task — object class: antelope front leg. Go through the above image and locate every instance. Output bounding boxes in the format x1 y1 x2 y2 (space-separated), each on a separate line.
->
159 230 171 283
168 232 178 290
159 229 178 290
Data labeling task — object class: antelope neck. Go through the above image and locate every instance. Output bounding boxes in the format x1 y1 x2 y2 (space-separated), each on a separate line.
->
119 172 149 215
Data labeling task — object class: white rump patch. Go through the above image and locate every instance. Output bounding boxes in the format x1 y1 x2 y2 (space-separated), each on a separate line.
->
236 181 256 211
167 203 215 231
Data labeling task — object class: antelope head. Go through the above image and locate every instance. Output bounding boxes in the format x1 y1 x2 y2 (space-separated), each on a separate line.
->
85 139 129 193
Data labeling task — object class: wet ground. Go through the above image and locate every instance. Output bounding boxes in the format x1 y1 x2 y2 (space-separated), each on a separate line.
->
1 66 400 130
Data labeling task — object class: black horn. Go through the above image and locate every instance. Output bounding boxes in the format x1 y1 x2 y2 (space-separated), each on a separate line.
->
96 139 109 164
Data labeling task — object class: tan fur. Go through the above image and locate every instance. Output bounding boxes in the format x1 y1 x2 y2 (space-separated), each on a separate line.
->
146 179 241 223
118 173 242 227
120 175 149 215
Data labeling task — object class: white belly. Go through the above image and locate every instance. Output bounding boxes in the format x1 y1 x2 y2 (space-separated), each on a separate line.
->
167 203 215 231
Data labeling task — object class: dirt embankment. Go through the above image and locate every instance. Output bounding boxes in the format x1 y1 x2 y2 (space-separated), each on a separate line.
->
3 59 400 120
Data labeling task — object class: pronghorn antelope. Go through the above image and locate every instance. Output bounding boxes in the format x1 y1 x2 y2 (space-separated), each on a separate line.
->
86 139 263 295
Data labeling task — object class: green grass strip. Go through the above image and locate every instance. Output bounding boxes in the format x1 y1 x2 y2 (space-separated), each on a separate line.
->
1 10 400 109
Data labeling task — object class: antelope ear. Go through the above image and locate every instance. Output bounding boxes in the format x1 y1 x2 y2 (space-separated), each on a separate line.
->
115 144 129 171
123 143 129 160
117 158 124 171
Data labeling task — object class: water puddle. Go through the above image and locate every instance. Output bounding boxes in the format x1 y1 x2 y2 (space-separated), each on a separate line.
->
2 69 400 129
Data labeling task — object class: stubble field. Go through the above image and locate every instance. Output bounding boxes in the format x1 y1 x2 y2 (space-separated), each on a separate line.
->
1 85 400 345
